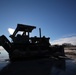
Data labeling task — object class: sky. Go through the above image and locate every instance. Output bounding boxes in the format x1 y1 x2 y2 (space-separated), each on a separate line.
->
0 0 76 45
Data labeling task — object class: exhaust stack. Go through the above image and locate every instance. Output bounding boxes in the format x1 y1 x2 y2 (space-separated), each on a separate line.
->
39 28 41 38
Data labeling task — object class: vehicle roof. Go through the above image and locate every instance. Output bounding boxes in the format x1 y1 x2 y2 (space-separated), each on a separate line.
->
16 24 36 32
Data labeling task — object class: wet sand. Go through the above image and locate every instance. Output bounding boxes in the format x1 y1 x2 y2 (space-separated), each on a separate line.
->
0 56 76 75
0 58 64 75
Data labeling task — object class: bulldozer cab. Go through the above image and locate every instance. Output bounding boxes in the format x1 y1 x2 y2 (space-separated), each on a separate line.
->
9 24 50 47
10 24 36 43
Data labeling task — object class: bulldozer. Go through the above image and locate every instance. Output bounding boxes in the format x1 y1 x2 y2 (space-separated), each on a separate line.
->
0 24 65 61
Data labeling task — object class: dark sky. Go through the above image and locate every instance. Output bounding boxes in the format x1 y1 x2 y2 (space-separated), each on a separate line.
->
0 0 76 41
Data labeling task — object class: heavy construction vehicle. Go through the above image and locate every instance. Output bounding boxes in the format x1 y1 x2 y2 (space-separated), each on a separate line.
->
0 24 65 61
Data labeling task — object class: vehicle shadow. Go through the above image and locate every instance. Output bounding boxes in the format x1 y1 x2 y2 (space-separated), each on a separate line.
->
0 58 66 75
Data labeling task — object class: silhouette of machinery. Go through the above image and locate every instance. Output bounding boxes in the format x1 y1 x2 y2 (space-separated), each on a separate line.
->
0 24 65 61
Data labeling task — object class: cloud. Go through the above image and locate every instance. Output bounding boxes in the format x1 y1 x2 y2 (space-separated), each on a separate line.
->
8 28 15 35
8 28 23 35
0 46 4 50
51 36 76 45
